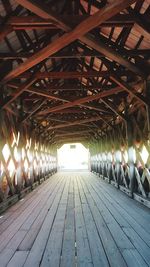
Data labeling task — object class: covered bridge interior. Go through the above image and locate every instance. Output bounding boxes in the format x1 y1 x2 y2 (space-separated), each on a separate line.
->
0 0 150 266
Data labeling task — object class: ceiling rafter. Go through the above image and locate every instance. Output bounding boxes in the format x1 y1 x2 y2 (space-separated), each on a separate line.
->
1 14 138 30
37 86 123 115
2 0 140 83
47 115 103 130
14 70 109 79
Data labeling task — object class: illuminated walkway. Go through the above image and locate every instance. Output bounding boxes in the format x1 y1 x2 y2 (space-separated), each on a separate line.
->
0 172 150 267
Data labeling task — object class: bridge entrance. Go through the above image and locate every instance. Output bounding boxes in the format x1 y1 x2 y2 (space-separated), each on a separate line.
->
57 143 89 171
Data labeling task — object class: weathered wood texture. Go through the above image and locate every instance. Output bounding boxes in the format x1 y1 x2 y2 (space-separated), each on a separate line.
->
0 0 149 146
0 171 150 267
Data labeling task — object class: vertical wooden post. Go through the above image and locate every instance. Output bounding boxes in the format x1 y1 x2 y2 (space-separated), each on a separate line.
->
146 80 150 141
126 115 136 197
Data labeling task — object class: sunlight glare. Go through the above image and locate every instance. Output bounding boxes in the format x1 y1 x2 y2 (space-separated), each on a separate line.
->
57 143 89 170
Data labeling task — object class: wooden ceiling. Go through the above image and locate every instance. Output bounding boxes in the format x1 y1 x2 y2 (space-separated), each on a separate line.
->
0 0 150 145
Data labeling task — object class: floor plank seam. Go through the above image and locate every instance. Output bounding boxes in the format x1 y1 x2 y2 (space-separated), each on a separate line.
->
0 172 150 267
82 175 150 267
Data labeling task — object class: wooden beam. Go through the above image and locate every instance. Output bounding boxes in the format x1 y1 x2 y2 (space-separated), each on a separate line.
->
3 0 139 82
52 137 89 144
5 14 135 29
8 81 116 91
38 86 123 115
17 70 109 79
47 116 103 130
101 99 127 121
72 104 111 114
81 34 144 77
0 25 12 42
26 87 112 113
1 49 149 60
55 129 94 137
15 0 137 29
5 83 112 114
50 108 107 114
53 134 91 142
0 51 103 59
52 136 90 143
21 99 46 123
1 77 36 109
26 87 110 114
26 87 68 102
51 108 86 114
110 74 148 105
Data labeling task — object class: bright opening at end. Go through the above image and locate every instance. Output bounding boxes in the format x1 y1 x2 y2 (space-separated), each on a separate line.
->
57 143 89 171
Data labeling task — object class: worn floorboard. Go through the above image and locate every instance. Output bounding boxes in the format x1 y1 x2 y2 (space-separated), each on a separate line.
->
0 172 149 267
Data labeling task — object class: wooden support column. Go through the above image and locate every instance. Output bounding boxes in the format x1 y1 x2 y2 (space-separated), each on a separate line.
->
146 80 150 140
126 117 146 199
126 113 136 196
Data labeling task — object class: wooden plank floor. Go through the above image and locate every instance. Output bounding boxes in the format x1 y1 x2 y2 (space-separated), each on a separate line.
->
0 172 150 267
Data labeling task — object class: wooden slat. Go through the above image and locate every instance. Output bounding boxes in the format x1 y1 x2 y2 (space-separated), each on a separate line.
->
7 251 29 267
0 171 149 267
76 177 110 267
0 177 60 255
80 174 149 267
60 178 75 267
94 175 150 234
23 177 66 267
74 178 93 267
77 176 127 267
18 175 63 251
84 175 150 265
0 177 60 266
40 177 70 267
